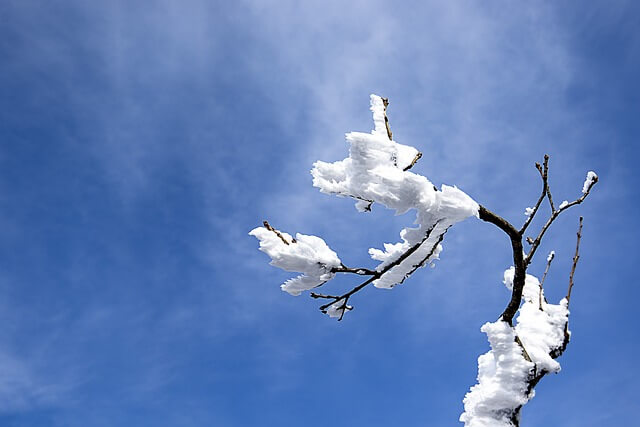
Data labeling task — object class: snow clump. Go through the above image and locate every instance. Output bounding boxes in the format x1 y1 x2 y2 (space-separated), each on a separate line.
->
460 268 569 426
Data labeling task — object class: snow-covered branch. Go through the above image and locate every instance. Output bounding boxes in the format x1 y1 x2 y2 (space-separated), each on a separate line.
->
249 221 342 296
252 95 478 319
460 269 570 426
250 95 597 425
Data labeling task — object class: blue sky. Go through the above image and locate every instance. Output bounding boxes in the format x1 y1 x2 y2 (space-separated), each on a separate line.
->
0 1 638 425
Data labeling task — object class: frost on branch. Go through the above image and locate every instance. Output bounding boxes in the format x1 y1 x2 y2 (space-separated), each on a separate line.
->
312 95 478 290
249 222 341 296
459 269 570 426
250 95 478 319
582 171 598 194
326 298 352 319
460 320 533 427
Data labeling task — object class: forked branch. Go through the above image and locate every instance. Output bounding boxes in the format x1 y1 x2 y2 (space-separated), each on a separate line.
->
312 223 446 320
520 155 549 235
478 156 597 325
525 173 597 266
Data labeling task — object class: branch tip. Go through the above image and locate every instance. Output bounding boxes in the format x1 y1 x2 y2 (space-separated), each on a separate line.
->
262 220 292 245
566 217 583 305
403 152 423 171
380 96 393 140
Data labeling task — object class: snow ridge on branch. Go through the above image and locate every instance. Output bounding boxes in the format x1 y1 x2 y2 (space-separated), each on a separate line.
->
249 221 341 296
460 269 570 427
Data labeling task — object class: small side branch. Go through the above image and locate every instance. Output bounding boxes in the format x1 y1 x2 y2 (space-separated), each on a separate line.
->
566 217 583 306
403 152 423 171
310 292 342 300
514 335 532 363
263 220 294 245
324 191 374 212
546 184 556 212
525 176 597 266
331 264 377 276
399 231 448 281
520 155 550 235
539 251 554 310
381 97 393 140
315 223 444 319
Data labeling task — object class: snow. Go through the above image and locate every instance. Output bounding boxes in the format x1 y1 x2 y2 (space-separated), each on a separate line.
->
547 251 555 262
250 94 478 319
582 171 598 194
326 299 352 318
524 207 534 217
248 227 341 296
459 320 533 427
460 269 570 426
312 94 479 291
559 200 569 209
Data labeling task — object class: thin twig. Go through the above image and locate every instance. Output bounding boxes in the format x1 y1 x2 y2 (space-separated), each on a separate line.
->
546 186 556 212
525 176 596 266
323 191 374 211
399 230 448 281
515 335 532 363
336 298 352 321
310 292 342 300
317 222 444 315
403 152 423 171
520 155 549 235
539 251 554 311
331 264 377 276
263 221 293 245
566 217 583 306
381 97 393 140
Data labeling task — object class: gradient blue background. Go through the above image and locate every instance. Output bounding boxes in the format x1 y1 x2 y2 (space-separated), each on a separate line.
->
1 1 638 426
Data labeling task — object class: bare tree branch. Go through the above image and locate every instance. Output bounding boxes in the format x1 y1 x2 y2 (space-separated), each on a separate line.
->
566 216 583 306
545 183 556 212
478 160 597 325
520 155 549 235
403 152 423 171
478 205 525 325
539 251 554 310
331 264 377 276
310 292 343 300
263 220 294 245
381 97 393 140
525 176 597 266
315 223 445 319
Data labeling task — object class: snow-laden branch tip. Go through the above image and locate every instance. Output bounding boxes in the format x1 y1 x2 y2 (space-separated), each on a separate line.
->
249 222 341 296
547 250 555 262
582 171 598 194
